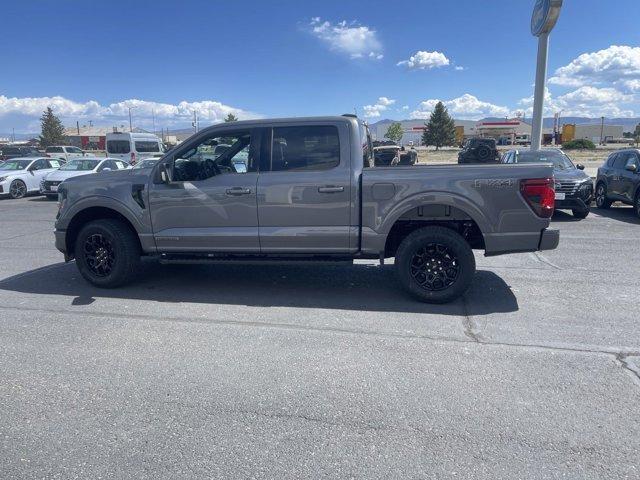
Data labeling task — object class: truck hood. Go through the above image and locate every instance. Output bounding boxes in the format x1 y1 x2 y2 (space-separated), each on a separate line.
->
60 167 150 189
553 167 591 182
45 169 96 182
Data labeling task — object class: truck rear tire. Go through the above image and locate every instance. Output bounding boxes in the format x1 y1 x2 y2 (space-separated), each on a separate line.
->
395 226 475 304
74 219 140 288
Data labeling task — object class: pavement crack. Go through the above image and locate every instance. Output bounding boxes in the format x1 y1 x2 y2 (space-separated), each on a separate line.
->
531 252 562 270
615 353 640 385
461 294 484 343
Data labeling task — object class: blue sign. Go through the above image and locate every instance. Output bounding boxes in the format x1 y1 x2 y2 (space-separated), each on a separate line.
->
531 0 551 36
531 0 562 36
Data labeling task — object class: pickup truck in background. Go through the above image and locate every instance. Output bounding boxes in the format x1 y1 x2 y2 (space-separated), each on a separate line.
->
54 115 559 303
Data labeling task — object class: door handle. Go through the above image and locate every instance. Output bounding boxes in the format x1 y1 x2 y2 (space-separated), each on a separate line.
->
226 187 252 196
318 186 344 193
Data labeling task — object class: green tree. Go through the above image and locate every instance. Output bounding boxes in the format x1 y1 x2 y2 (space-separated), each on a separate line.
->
224 113 238 122
39 107 66 148
384 122 404 144
421 101 456 150
634 123 640 146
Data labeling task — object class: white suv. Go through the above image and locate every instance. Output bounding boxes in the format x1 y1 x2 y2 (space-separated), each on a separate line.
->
45 146 85 163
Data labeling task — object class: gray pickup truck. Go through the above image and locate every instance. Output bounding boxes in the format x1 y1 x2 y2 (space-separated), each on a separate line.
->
54 115 559 303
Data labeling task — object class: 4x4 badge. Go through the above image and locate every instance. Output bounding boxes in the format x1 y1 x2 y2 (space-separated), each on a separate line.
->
474 179 514 189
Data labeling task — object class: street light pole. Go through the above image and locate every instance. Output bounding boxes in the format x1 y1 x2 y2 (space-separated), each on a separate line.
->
531 33 549 151
530 0 563 151
128 107 136 132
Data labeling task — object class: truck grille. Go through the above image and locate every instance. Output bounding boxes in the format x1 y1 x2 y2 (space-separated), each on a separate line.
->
44 180 62 188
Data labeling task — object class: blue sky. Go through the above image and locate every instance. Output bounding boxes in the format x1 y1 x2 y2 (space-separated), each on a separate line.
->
1 0 639 132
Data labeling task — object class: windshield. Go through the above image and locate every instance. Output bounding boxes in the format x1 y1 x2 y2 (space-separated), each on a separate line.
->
0 160 31 170
60 159 100 171
515 150 575 170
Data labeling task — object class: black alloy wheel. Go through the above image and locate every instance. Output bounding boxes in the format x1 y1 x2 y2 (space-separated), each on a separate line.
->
409 243 460 292
83 233 115 277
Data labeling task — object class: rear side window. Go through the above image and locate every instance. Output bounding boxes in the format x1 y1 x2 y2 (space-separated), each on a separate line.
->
107 140 131 154
134 141 160 153
270 125 340 172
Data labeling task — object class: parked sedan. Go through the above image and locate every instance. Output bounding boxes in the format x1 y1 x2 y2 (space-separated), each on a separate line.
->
0 157 61 199
502 149 593 219
595 148 640 218
40 158 129 199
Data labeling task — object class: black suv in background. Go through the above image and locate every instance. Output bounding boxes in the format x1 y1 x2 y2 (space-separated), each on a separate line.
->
595 148 640 218
458 138 499 164
502 149 593 219
0 145 41 161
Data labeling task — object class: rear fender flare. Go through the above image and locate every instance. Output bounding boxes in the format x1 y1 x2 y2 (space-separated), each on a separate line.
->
378 191 492 236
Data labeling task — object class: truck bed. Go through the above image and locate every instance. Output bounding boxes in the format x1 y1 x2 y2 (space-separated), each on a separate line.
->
360 163 557 256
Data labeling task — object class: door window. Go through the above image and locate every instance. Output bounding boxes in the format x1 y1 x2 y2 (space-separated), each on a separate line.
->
172 130 253 182
31 159 48 170
135 141 160 153
270 126 340 171
612 153 626 169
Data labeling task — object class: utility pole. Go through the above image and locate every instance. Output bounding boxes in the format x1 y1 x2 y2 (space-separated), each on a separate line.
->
152 109 156 136
530 0 563 151
600 116 605 145
128 106 136 132
192 110 198 133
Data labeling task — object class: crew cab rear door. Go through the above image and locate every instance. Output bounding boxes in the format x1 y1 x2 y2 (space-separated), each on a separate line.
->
256 122 353 253
147 127 261 252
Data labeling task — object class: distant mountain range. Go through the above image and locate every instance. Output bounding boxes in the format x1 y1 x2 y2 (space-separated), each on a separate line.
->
372 117 640 132
4 117 640 139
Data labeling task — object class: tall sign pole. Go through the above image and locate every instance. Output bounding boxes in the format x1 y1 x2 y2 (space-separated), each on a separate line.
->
530 0 563 151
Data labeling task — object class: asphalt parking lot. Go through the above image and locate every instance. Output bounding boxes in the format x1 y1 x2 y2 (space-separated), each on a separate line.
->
0 197 639 479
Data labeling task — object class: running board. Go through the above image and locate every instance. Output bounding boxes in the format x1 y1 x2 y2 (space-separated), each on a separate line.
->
158 253 354 266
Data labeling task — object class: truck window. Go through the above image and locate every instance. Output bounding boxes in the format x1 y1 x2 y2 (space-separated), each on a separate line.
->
135 141 160 153
107 140 131 154
172 131 253 182
270 126 339 171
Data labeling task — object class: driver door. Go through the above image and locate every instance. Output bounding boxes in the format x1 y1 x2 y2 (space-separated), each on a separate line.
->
27 158 57 190
148 128 261 252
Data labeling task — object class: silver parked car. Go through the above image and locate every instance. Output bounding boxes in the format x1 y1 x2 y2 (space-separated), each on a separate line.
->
40 157 129 199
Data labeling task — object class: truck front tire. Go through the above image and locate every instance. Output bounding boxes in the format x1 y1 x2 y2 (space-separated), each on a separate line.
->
74 219 140 288
395 226 476 304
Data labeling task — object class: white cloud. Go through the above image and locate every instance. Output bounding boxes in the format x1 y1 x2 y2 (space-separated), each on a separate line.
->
549 45 640 88
363 96 395 118
409 94 509 120
397 50 450 70
0 95 258 130
518 86 636 117
309 17 382 60
454 66 465 71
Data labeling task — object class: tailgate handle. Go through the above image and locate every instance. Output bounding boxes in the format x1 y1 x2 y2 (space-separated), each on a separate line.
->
318 186 344 193
226 187 252 196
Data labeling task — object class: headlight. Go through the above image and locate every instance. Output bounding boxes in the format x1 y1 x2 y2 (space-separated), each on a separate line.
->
0 176 6 182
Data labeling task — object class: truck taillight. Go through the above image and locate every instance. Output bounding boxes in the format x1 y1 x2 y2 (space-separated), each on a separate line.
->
520 178 555 218
130 152 136 165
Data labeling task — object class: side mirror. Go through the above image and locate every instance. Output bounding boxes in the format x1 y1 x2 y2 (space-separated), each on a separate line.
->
576 164 585 170
626 163 638 172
